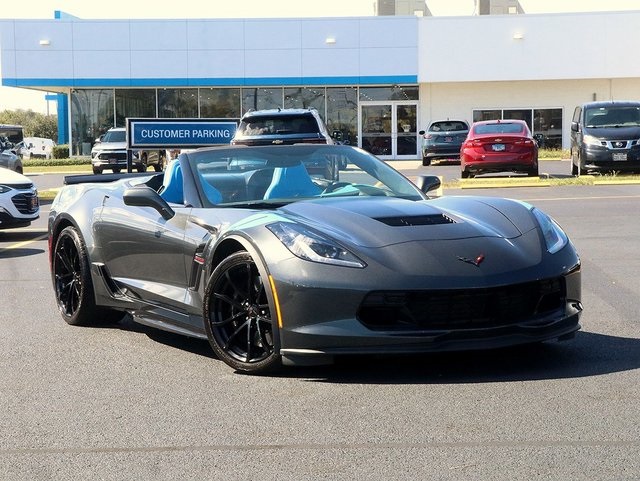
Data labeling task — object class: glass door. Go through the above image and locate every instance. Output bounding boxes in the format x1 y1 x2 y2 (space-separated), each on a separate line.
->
395 103 418 159
360 102 418 160
360 103 392 158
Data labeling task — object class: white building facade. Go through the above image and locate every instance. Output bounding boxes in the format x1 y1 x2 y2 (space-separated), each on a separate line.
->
1 9 639 158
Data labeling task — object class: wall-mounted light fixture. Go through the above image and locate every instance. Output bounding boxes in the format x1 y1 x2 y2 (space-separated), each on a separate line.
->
39 39 51 46
512 32 524 40
325 37 336 44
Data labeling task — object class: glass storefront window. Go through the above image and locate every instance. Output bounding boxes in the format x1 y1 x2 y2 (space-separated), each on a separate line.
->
473 109 501 122
504 109 533 130
70 89 114 156
473 108 563 148
241 88 283 113
534 108 563 149
115 89 156 126
359 85 418 101
284 87 326 117
200 88 241 119
158 88 198 118
326 87 358 146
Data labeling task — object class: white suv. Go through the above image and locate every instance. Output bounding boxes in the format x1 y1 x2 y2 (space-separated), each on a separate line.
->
91 127 165 174
0 167 39 229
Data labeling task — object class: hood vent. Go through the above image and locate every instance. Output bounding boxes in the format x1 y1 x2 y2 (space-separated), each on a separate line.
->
375 214 455 227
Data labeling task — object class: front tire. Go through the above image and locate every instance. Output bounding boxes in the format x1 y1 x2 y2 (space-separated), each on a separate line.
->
52 226 122 326
422 157 431 166
204 251 280 374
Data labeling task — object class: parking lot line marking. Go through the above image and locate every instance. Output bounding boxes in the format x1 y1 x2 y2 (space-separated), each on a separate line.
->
0 233 48 253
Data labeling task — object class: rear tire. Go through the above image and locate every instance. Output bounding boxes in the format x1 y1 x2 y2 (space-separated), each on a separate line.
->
422 157 431 166
527 167 539 177
461 170 471 179
52 226 123 326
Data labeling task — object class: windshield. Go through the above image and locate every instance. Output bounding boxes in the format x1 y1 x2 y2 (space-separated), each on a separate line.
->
0 125 24 147
102 130 126 142
474 122 525 135
237 115 319 136
183 144 425 207
429 121 468 132
585 106 640 128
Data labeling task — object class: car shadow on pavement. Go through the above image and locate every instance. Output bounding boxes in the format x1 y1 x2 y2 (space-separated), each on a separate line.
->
114 314 640 382
283 331 640 384
0 229 47 258
115 314 216 359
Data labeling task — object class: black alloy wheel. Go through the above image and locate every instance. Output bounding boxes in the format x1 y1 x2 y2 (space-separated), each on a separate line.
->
204 251 279 373
53 226 122 326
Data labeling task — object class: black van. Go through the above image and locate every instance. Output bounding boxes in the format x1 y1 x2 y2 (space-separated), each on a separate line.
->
570 100 640 175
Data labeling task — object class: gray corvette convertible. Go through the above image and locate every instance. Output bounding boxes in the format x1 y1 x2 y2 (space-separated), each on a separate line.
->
48 144 582 373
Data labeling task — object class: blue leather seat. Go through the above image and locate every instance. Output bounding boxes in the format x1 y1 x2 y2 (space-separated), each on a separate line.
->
198 172 223 204
263 163 321 199
159 160 183 204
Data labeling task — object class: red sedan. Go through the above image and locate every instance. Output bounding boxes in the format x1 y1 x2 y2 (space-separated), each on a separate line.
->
460 119 539 178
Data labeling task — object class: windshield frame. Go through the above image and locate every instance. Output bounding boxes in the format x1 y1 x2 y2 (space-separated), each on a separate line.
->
181 144 426 208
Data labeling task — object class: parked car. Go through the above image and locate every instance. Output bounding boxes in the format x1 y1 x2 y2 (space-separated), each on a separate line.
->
231 108 345 172
0 138 24 173
91 127 165 174
419 119 469 166
23 137 56 160
48 143 581 374
570 100 640 175
0 166 39 229
460 119 539 178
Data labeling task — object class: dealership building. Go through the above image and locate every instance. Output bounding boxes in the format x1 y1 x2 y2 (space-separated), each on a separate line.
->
1 5 640 160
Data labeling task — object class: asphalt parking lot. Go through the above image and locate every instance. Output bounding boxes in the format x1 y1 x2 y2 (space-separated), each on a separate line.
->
1 170 639 480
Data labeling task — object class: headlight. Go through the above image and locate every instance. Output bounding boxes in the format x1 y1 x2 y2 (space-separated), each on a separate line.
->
0 185 11 193
531 207 568 254
267 222 366 268
582 134 602 147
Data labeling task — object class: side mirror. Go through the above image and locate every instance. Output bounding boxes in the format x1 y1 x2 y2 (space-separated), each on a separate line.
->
415 175 441 195
570 121 579 132
123 186 175 220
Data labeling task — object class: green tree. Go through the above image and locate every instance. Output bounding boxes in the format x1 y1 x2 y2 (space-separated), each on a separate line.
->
0 109 58 140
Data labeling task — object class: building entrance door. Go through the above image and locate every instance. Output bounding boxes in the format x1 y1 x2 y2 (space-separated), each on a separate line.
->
359 102 418 160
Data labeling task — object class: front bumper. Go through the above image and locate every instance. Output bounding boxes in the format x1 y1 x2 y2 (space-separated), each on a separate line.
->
273 255 581 360
581 145 640 172
0 188 39 229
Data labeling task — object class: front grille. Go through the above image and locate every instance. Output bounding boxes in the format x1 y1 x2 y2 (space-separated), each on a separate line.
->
6 182 32 190
97 152 127 161
12 193 39 214
358 277 565 331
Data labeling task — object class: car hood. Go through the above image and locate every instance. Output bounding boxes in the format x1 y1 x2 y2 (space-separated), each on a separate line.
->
0 166 32 186
92 141 127 152
279 196 537 249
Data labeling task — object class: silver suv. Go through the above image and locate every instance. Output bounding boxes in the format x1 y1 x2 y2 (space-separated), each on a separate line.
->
91 127 165 174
